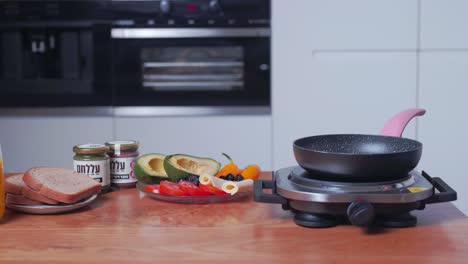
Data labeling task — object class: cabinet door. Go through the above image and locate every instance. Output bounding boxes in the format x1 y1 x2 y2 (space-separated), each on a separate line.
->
272 52 418 169
420 0 468 49
419 52 468 214
272 0 418 50
114 116 272 170
0 117 113 172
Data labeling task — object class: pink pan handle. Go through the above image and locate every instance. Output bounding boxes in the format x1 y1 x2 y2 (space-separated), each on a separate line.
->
380 108 426 137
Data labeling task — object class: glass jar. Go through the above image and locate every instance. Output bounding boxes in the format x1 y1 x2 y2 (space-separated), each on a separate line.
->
73 144 110 193
105 140 139 188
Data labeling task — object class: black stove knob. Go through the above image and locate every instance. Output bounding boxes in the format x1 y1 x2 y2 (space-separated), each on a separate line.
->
347 201 375 227
160 0 171 14
209 0 221 13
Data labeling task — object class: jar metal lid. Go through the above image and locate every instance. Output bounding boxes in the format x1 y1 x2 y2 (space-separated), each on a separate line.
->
105 140 139 152
73 144 109 155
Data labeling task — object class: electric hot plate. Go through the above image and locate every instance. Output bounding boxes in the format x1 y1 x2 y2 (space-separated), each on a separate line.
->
254 166 457 228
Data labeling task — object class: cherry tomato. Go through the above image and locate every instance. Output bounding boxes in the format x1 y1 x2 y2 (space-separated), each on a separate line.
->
144 184 160 194
178 181 211 196
200 184 226 195
159 181 188 196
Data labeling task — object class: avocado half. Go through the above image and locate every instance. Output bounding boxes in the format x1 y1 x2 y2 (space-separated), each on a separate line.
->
163 154 220 182
134 153 168 184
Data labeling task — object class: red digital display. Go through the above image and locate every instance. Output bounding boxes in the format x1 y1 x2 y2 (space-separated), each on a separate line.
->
185 4 197 11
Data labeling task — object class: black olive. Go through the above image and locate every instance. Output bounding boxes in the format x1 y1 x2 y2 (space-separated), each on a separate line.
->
236 175 244 181
227 174 235 181
185 175 200 186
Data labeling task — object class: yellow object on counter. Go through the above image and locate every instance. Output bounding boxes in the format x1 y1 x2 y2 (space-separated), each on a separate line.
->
199 174 225 189
0 146 5 220
221 179 253 195
199 174 253 195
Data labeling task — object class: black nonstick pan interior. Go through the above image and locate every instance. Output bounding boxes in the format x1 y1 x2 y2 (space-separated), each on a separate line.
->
293 134 423 182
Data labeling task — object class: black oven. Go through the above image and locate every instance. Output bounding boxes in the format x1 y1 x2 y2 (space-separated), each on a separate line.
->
112 28 270 107
0 0 270 115
0 1 113 108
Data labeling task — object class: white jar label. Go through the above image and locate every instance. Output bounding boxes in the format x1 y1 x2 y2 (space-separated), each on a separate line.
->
110 157 137 184
74 159 110 187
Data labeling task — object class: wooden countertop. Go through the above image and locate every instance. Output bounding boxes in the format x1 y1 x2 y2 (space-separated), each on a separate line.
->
1 172 467 264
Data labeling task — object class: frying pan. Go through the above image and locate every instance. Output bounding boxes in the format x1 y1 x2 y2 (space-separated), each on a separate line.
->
293 108 426 181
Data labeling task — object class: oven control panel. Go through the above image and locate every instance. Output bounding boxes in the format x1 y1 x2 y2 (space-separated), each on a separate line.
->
0 0 270 27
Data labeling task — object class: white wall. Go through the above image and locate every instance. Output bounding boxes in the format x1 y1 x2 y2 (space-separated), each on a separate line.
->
0 115 272 173
114 116 272 170
272 51 418 169
272 0 467 214
283 0 418 50
418 52 468 214
420 0 468 49
0 117 113 172
417 0 468 214
272 0 418 169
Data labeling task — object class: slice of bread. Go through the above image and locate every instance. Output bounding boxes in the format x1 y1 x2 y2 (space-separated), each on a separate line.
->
24 167 101 204
6 193 43 206
4 174 23 194
5 173 59 205
23 186 60 204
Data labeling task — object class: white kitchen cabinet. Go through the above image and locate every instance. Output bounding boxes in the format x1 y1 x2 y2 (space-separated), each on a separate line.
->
419 52 468 214
114 116 272 170
272 0 418 50
0 117 113 172
272 52 418 169
420 0 468 49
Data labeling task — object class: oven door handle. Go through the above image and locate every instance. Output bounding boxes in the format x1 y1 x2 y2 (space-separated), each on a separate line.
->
422 171 457 204
111 28 270 38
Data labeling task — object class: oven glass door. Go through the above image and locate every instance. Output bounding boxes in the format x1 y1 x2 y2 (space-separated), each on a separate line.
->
142 46 244 92
112 36 270 107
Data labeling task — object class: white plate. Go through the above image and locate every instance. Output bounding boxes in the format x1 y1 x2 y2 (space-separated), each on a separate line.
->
6 194 98 215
